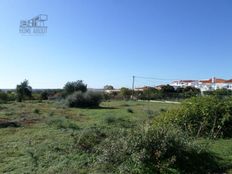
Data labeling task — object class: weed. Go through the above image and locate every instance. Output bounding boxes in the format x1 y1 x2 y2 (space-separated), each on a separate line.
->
127 108 133 113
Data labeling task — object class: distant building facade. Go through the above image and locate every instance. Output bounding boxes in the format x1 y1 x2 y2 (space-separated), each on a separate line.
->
170 77 232 91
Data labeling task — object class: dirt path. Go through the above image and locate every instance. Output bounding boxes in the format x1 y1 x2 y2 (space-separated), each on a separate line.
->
137 100 181 104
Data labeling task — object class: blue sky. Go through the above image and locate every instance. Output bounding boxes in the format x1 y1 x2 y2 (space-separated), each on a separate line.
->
0 0 232 89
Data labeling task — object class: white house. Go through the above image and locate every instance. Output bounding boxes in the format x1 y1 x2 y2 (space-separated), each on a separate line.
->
170 77 232 92
170 80 199 89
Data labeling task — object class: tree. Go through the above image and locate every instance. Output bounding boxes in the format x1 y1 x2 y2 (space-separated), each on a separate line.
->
16 80 32 102
142 88 159 100
104 85 114 90
0 91 8 103
183 86 200 98
160 85 176 98
213 89 232 98
63 80 87 95
40 90 49 100
120 87 132 100
160 85 175 93
176 86 200 99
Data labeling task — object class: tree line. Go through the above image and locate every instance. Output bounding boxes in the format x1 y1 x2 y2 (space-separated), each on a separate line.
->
1 80 232 104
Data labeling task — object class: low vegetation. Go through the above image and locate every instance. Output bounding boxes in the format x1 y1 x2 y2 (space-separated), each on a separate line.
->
94 125 221 174
1 80 232 173
0 99 232 173
65 91 103 108
156 96 232 138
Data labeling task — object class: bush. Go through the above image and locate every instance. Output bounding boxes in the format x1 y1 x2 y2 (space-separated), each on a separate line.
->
94 125 220 174
157 96 232 138
47 117 80 130
127 108 133 113
73 127 107 153
120 88 132 100
204 88 232 97
7 91 16 101
0 91 8 103
104 116 135 128
65 91 103 108
137 86 200 100
104 116 117 124
40 91 48 100
32 93 40 100
33 109 40 114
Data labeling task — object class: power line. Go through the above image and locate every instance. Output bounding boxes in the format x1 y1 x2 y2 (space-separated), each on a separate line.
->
134 76 179 81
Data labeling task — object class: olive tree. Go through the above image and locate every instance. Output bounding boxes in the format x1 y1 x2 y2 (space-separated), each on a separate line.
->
16 80 32 102
63 80 87 95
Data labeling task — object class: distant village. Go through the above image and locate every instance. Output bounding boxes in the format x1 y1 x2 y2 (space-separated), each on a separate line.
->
105 77 232 93
171 77 232 91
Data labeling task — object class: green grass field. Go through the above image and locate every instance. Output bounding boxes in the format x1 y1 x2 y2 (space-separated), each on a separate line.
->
0 100 232 173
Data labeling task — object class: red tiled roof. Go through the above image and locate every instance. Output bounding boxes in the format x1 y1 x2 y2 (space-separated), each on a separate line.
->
171 77 231 85
200 78 226 84
171 80 195 83
215 79 226 83
199 79 211 83
180 80 195 83
225 79 232 83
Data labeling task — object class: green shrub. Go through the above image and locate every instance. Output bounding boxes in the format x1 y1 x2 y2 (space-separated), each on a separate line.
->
127 108 133 113
73 127 107 153
160 108 167 112
40 91 49 100
157 96 232 138
94 125 220 174
104 116 135 128
120 87 132 100
33 109 40 114
32 93 41 100
65 91 103 108
0 91 8 103
104 116 117 124
7 91 16 101
47 117 80 130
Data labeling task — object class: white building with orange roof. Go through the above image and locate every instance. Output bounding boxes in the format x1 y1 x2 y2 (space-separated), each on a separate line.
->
170 77 232 91
170 80 199 89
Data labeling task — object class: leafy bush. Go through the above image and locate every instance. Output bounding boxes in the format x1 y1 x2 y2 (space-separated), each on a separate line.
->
157 96 232 138
127 108 133 113
204 88 232 98
32 93 41 100
120 87 132 100
136 86 200 100
94 125 220 174
104 116 135 128
33 109 40 114
0 121 20 128
7 91 16 101
104 116 117 124
0 91 8 103
73 127 107 153
47 117 80 130
65 91 103 108
40 91 48 100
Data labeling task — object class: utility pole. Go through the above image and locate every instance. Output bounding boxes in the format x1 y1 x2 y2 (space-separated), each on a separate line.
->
132 76 135 99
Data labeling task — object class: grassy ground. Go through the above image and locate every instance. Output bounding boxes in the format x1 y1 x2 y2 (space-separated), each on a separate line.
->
0 100 232 173
198 138 232 174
